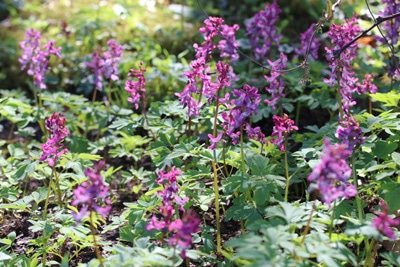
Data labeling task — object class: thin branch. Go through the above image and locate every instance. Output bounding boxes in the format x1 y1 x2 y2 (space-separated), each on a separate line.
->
333 12 400 58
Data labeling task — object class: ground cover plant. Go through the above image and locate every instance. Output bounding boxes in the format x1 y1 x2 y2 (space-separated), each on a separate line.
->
0 0 400 266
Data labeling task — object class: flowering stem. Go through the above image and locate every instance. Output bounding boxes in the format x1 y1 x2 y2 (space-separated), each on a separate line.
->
52 165 63 208
211 159 221 254
92 87 98 103
299 202 315 246
211 97 221 254
42 179 52 220
240 125 245 173
283 136 290 202
351 154 363 223
89 210 104 267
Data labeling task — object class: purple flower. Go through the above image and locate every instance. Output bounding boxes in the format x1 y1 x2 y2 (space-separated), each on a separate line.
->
168 210 200 258
40 112 70 167
270 114 298 152
264 53 287 111
324 17 361 113
125 62 146 110
86 51 103 90
101 39 124 81
356 74 378 95
335 114 365 151
308 139 356 205
217 23 240 64
246 0 282 60
372 201 400 240
208 132 224 150
222 84 261 145
379 0 400 46
146 167 188 232
246 125 267 145
86 39 124 90
294 23 320 61
72 160 111 222
19 29 61 90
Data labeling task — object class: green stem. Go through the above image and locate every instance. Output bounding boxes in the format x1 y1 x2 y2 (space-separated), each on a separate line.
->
52 165 63 208
89 210 104 267
351 154 363 223
283 136 290 202
42 180 52 221
211 160 221 254
240 125 245 173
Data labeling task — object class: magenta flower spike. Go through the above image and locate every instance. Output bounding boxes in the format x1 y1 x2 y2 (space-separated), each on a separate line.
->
356 74 378 95
71 160 111 222
19 28 61 90
294 23 320 61
221 84 260 145
324 17 361 114
308 139 357 205
125 62 147 110
146 167 199 258
270 114 298 152
380 0 400 47
335 114 365 151
246 0 282 60
86 39 124 90
264 52 287 111
40 112 70 167
102 39 124 81
372 201 400 240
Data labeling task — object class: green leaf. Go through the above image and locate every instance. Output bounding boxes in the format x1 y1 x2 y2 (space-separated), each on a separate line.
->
372 140 398 159
0 252 11 261
78 153 102 161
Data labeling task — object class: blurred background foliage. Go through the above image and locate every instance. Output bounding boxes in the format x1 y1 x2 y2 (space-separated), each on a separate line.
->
0 0 386 107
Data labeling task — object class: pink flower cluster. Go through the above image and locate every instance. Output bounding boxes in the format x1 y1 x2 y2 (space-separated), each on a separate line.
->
176 16 239 118
335 114 365 151
86 39 123 90
71 160 111 222
246 0 282 61
270 114 298 152
324 17 361 114
19 28 61 89
308 139 357 205
372 200 400 240
221 84 261 145
294 23 320 61
264 53 287 111
125 62 146 110
146 167 199 258
40 112 70 167
380 0 400 46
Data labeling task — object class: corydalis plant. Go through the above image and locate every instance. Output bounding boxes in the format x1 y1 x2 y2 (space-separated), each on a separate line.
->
270 114 298 152
221 84 261 146
246 0 282 61
71 160 111 222
19 28 61 90
72 160 111 267
40 112 70 166
324 17 361 115
294 23 321 61
86 39 123 100
176 16 239 118
125 62 147 110
372 200 400 240
146 167 199 259
264 52 287 111
308 139 357 206
335 114 365 151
